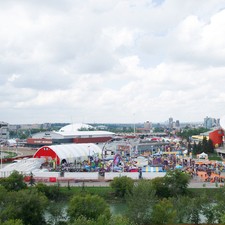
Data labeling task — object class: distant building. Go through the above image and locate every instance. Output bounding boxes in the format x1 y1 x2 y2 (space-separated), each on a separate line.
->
204 116 218 129
20 124 42 130
136 121 152 133
175 120 180 128
144 121 152 132
168 117 173 130
0 121 9 142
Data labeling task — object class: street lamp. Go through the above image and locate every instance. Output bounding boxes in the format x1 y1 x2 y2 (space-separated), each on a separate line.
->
0 143 2 169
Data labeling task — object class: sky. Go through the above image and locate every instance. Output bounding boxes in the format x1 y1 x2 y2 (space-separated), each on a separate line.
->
1 0 225 125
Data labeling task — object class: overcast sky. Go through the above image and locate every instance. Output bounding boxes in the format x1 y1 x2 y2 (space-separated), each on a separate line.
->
1 0 225 125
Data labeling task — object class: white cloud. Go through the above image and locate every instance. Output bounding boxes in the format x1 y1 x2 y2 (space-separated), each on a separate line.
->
0 0 225 124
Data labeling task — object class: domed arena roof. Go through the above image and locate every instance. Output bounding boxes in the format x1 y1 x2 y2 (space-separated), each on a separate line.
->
58 123 93 133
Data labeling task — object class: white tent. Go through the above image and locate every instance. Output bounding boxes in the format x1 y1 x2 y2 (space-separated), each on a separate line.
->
34 143 102 164
198 152 208 159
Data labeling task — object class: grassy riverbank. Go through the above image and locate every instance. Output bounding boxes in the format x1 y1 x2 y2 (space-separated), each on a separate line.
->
58 185 224 201
59 186 115 200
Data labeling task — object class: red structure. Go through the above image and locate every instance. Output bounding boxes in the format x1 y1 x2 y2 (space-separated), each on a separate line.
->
33 146 59 164
73 136 112 143
27 138 53 145
209 128 224 147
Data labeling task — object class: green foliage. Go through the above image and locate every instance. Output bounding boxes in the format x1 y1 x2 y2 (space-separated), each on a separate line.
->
59 186 113 201
0 171 27 191
186 196 203 224
151 198 177 225
151 177 170 198
126 179 157 225
2 219 24 225
110 215 132 225
110 176 134 198
192 137 214 156
46 200 67 225
207 139 215 153
172 196 191 224
164 169 191 197
35 183 62 200
202 136 214 154
153 127 165 133
0 189 48 225
67 194 111 222
70 215 133 225
177 127 209 140
70 216 95 225
211 188 225 224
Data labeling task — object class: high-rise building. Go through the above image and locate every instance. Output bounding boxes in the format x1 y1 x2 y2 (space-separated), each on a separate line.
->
168 117 173 130
175 120 180 128
204 116 217 129
0 121 9 142
144 121 152 132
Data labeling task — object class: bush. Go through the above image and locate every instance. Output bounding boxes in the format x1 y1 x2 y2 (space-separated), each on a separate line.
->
110 176 134 198
35 183 62 200
0 171 27 191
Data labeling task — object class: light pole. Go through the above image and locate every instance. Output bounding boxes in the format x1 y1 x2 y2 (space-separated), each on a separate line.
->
133 113 136 137
0 143 2 169
88 145 90 165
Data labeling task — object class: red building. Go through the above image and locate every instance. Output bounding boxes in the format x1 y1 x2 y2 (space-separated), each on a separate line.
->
209 128 224 147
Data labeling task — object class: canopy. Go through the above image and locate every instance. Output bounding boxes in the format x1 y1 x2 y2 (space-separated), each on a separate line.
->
198 152 208 159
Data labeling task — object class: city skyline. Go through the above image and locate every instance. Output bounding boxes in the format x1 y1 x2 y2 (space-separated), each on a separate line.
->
1 1 225 124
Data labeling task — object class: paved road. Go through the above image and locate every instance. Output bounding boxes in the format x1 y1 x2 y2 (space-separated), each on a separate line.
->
44 178 224 188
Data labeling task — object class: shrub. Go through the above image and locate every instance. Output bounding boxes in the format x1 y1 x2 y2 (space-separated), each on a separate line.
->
110 176 134 198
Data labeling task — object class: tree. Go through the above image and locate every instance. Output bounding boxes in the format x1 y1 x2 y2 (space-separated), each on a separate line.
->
186 196 203 224
70 216 95 225
29 172 35 186
110 215 133 225
151 198 177 224
2 219 24 225
192 141 198 155
202 136 208 153
197 141 202 154
0 171 27 191
151 177 170 198
0 189 48 225
164 169 191 197
47 200 67 225
110 176 134 198
35 183 62 200
212 188 225 224
126 179 157 225
172 196 191 224
207 139 214 153
67 194 111 222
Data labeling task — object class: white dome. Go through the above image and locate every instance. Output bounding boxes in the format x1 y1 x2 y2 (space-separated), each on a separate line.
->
58 123 93 133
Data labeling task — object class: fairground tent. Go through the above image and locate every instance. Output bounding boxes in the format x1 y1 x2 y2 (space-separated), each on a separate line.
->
33 143 102 165
197 152 208 159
